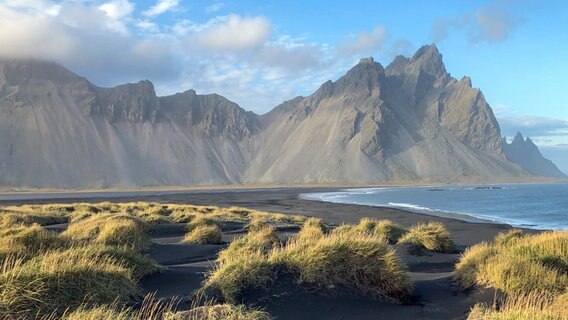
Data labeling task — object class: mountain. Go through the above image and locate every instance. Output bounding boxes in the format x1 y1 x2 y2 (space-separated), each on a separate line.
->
503 133 566 177
0 45 560 188
245 46 523 183
0 59 258 187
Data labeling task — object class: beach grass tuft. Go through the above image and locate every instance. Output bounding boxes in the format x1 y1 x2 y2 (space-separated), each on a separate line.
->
455 230 568 295
204 226 411 304
182 224 223 245
398 221 455 253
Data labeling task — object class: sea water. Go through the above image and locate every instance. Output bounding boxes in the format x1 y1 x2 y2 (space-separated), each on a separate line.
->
301 183 568 230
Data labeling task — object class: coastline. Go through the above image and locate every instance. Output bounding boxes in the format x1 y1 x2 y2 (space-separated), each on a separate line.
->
0 186 538 319
0 186 534 246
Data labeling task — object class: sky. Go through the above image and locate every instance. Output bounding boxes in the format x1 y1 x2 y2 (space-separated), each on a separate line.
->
1 0 567 173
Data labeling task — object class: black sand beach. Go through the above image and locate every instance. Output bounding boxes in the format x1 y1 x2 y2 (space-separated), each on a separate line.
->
1 187 526 319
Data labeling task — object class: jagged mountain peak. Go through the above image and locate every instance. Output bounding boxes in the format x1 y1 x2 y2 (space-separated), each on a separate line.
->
504 132 565 177
408 44 448 79
512 132 525 144
334 57 385 94
411 44 441 62
1 44 564 188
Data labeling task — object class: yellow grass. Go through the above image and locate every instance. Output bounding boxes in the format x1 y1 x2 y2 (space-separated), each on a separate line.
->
331 218 406 244
0 225 70 261
296 218 328 241
455 230 568 295
0 249 137 318
62 214 151 251
467 291 568 320
205 229 411 303
182 225 223 245
218 227 279 263
398 222 455 252
170 304 272 320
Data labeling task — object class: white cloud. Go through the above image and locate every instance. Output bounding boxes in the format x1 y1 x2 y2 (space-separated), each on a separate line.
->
99 0 133 20
205 2 225 13
0 2 178 85
339 25 388 57
136 19 159 32
143 0 180 17
190 14 271 52
98 0 135 34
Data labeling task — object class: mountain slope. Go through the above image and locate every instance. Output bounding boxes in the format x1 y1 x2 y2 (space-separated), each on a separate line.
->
0 59 258 188
503 133 566 178
245 46 525 183
0 46 560 188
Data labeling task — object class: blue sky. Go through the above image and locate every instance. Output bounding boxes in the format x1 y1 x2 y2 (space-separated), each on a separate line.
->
1 0 567 172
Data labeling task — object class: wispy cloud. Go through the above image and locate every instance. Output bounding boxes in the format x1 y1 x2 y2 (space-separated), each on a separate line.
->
143 0 180 17
189 15 271 52
205 2 225 13
430 2 522 44
339 25 388 57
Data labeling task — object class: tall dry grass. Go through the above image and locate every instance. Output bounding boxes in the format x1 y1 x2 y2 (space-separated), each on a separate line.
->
204 221 411 304
455 230 568 295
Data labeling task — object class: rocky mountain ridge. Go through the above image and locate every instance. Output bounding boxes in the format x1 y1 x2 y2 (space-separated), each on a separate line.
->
503 133 565 177
0 45 562 188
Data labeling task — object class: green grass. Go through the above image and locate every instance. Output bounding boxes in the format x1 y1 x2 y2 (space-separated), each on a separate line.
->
398 222 455 253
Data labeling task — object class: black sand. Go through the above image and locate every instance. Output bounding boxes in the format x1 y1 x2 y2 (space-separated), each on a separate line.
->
1 187 525 319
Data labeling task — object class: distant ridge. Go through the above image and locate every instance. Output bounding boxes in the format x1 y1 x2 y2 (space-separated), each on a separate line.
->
0 45 561 188
503 133 565 177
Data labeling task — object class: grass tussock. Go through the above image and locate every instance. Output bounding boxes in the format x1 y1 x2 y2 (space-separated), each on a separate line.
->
398 222 455 253
455 230 568 295
54 299 271 320
0 249 137 319
296 218 328 241
204 229 411 304
62 214 151 251
467 291 568 320
188 216 218 231
170 304 272 320
218 227 279 263
183 225 223 245
0 202 307 229
332 218 406 244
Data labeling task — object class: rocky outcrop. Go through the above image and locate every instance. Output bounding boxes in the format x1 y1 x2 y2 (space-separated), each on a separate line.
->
503 133 566 177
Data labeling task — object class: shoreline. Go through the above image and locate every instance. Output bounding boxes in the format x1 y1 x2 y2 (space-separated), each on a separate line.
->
0 186 535 246
0 186 538 319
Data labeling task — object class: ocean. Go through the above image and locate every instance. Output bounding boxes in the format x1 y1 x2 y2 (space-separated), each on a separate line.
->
301 183 568 230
